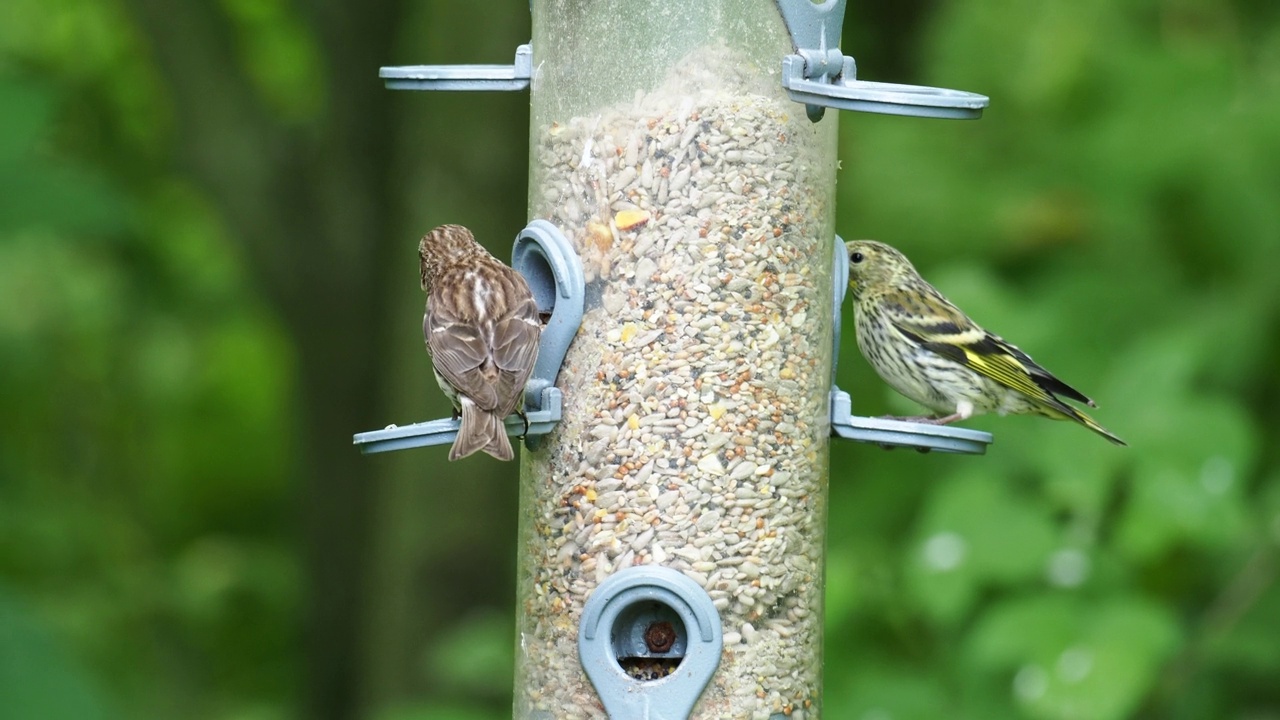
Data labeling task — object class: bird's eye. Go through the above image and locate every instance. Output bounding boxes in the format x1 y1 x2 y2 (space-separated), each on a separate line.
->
850 251 864 264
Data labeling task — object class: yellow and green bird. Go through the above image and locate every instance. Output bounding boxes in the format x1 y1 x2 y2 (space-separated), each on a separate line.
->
845 240 1125 446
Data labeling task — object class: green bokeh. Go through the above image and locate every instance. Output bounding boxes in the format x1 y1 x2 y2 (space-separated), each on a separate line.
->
2 0 1279 718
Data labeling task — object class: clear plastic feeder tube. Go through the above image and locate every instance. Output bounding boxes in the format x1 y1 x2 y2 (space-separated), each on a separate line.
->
518 1 837 717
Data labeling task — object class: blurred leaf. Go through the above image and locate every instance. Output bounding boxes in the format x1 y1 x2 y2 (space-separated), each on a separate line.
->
218 0 324 121
0 78 50 163
425 610 514 696
1104 331 1257 560
0 78 126 234
1117 451 1251 561
905 471 1057 622
374 704 505 720
967 593 1180 720
825 545 864 631
1205 559 1280 674
0 585 116 720
823 665 951 720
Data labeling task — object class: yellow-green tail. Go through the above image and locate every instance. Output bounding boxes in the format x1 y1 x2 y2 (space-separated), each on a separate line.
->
1061 404 1127 446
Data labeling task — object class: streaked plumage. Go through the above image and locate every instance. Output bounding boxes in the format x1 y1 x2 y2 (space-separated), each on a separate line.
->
420 225 542 460
846 240 1125 446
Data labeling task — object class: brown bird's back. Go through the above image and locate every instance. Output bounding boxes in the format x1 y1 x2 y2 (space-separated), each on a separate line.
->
420 225 541 460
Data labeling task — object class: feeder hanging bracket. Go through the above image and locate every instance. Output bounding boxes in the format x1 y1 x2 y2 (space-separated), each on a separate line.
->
775 0 990 121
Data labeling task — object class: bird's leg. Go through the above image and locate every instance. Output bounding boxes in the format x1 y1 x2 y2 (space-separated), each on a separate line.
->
879 401 975 426
918 400 975 426
516 410 530 439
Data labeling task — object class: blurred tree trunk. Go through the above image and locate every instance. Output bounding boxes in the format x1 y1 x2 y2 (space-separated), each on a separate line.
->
844 0 937 79
358 6 530 715
121 0 530 717
121 0 400 717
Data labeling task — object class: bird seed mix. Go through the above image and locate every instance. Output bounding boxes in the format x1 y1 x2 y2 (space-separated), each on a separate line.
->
517 45 837 720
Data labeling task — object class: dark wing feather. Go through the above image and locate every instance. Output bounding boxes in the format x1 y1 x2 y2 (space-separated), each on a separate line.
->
996 339 1096 406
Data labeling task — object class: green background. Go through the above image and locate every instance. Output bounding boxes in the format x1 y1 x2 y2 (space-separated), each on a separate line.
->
2 0 1278 718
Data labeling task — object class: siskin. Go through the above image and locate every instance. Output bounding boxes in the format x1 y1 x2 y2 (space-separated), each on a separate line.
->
420 224 542 460
845 240 1125 446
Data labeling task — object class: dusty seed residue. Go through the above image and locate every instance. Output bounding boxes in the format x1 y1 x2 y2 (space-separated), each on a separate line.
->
517 45 835 720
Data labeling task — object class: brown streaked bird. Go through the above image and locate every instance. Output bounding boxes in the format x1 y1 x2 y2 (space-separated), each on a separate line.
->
845 240 1126 446
420 224 542 461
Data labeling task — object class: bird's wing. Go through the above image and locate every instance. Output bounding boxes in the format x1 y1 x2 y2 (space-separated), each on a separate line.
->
490 289 542 416
880 284 1085 408
425 298 500 411
988 336 1096 407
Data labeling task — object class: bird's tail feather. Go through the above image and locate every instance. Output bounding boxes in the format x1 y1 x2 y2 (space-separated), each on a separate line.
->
1060 404 1127 446
451 401 514 461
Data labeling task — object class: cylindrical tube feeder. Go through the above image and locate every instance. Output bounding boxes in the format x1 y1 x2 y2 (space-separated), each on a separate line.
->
518 2 835 716
363 1 993 717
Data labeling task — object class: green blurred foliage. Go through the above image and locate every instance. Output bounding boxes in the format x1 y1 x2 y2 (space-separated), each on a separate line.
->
0 0 297 714
828 0 1280 718
0 585 117 720
1 0 1279 718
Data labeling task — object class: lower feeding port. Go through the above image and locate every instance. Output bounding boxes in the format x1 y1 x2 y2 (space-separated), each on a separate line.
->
578 566 722 720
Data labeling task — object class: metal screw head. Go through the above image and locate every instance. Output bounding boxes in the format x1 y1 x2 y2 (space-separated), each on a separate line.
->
644 621 677 653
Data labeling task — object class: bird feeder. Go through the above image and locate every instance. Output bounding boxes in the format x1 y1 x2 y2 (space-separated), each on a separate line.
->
358 0 993 717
